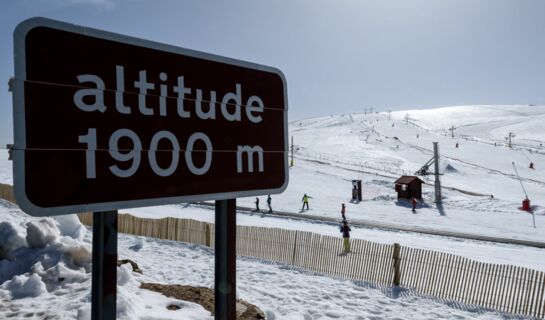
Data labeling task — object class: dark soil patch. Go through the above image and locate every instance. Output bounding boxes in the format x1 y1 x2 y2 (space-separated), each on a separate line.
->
141 283 265 319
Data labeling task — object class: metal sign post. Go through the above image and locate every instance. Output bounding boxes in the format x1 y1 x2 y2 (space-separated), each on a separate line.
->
215 199 237 319
91 211 118 320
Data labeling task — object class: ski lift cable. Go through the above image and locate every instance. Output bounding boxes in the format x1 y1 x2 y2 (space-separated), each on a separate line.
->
520 150 533 162
512 161 529 199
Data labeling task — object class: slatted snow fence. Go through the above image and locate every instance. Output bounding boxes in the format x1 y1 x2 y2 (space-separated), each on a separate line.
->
75 212 545 318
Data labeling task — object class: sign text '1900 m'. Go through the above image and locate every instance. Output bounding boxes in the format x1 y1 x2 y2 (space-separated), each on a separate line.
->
75 65 266 179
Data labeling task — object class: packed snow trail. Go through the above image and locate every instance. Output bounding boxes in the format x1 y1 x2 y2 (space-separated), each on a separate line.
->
193 202 545 249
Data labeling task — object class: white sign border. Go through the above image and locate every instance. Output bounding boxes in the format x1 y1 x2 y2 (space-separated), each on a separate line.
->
13 17 289 217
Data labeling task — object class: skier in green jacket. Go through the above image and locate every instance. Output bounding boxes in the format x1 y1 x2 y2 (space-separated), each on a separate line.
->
301 194 312 211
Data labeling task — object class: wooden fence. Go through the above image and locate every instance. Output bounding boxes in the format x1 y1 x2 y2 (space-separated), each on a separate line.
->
74 212 545 318
0 183 16 204
0 183 543 318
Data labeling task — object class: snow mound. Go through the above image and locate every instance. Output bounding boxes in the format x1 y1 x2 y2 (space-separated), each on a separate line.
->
43 261 88 284
1 215 92 284
129 237 145 251
76 306 91 320
54 214 86 240
0 221 27 259
57 236 92 267
26 218 60 249
118 263 135 286
4 273 48 299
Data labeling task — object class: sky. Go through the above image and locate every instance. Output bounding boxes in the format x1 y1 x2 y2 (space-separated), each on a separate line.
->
1 0 545 147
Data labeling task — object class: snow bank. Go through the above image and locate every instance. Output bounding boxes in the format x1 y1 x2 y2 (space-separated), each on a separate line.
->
3 273 48 299
1 210 212 319
54 214 86 240
0 221 27 259
26 218 60 249
129 237 145 251
1 215 91 285
57 236 92 267
118 263 134 286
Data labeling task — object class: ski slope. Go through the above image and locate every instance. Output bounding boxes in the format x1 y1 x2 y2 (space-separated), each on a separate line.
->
238 105 545 238
0 105 544 266
1 105 545 318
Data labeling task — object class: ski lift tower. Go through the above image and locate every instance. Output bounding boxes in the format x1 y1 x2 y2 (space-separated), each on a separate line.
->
433 142 442 204
415 142 442 204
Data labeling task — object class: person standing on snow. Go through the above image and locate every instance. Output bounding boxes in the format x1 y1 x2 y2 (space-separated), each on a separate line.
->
341 203 346 220
340 220 351 254
267 195 272 213
301 194 312 211
255 197 260 211
411 197 417 213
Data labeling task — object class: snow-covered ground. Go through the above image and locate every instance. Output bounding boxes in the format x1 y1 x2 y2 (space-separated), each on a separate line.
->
0 202 524 319
120 105 545 271
1 105 545 318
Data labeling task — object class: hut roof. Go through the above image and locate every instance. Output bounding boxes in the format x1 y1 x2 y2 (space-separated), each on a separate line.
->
394 176 424 184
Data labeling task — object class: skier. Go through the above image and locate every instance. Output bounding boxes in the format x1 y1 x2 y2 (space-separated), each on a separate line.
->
340 220 351 254
341 203 346 220
530 162 534 169
411 197 417 213
255 197 260 211
267 195 272 213
301 194 311 211
455 142 459 148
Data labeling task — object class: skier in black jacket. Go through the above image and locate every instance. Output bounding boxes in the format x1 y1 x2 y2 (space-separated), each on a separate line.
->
340 220 351 254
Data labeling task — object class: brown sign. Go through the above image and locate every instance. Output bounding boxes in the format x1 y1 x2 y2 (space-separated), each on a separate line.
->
13 18 288 216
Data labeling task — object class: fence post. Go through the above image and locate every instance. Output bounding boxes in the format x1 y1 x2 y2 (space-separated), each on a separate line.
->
291 231 298 265
393 243 401 286
206 223 211 247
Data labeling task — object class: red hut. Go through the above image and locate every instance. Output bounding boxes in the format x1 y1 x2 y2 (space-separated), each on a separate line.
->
394 176 423 200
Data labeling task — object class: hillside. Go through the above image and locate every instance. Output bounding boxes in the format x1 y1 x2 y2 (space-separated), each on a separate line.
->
235 105 545 240
1 105 545 319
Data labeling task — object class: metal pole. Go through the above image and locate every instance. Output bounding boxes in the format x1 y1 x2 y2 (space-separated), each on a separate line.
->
512 162 536 228
215 199 236 320
433 142 442 204
92 210 118 320
512 162 529 198
290 136 294 167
